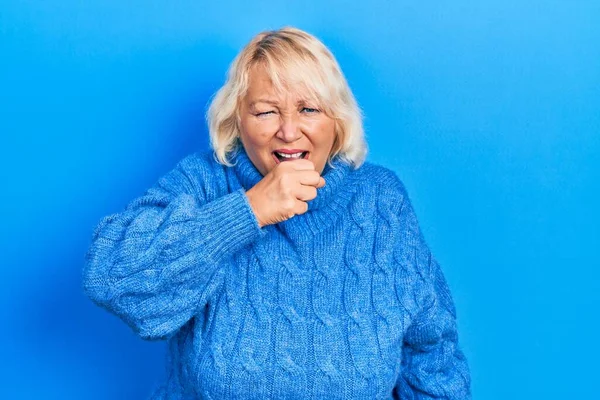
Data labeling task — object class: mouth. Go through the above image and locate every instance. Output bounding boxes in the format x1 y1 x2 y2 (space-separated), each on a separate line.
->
272 150 310 163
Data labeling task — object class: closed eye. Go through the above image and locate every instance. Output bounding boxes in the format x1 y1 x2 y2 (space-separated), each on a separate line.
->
256 111 275 116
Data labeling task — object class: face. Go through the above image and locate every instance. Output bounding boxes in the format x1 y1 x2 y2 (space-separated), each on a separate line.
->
238 64 337 176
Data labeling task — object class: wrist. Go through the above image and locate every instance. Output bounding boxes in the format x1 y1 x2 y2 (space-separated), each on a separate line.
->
244 188 266 228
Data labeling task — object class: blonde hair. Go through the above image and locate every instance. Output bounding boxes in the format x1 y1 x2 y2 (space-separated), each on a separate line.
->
206 26 367 168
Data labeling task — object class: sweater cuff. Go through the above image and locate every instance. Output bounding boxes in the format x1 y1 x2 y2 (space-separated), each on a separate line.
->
197 188 266 263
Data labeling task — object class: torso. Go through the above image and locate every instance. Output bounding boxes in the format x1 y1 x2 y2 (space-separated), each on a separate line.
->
154 151 416 399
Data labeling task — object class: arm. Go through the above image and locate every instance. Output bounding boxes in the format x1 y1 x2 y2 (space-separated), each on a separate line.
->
392 181 471 399
82 154 265 340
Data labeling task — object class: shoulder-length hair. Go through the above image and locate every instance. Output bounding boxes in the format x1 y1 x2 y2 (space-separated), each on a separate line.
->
206 26 367 168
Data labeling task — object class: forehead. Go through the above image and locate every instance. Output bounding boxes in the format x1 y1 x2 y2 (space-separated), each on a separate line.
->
244 63 321 106
246 65 276 96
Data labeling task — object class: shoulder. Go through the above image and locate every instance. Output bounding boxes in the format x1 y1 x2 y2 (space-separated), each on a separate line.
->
353 162 426 249
352 161 411 208
175 149 219 173
155 149 224 198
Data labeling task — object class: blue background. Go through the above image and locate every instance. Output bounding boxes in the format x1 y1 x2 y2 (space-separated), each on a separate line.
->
1 1 598 399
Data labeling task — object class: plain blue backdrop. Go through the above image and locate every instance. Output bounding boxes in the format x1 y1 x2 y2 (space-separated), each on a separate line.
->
1 1 598 399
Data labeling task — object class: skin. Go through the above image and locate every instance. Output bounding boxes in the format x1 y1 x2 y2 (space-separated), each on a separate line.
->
240 64 337 227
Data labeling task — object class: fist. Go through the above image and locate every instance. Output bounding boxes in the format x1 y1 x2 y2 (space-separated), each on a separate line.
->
245 159 326 227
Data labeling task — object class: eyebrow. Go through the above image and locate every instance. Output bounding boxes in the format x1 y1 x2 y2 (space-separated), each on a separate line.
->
249 98 314 108
249 99 279 107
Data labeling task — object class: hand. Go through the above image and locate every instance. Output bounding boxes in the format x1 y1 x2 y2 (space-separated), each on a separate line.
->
245 159 326 227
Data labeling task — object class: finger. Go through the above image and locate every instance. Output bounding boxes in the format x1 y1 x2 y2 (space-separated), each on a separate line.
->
295 185 318 201
293 199 309 216
296 170 323 187
287 159 315 171
316 177 326 188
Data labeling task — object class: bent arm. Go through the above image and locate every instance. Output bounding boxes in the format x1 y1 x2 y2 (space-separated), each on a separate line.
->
82 159 264 340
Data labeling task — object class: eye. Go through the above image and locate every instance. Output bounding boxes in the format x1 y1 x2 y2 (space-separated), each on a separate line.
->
255 111 275 116
254 110 276 117
301 107 320 114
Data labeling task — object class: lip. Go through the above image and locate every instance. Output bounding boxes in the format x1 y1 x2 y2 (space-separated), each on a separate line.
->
274 148 307 154
272 149 310 163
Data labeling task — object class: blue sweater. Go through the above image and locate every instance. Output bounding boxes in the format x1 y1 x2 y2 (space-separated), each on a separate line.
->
83 145 471 399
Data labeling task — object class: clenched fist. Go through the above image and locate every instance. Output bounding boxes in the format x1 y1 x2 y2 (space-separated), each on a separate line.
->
245 159 325 227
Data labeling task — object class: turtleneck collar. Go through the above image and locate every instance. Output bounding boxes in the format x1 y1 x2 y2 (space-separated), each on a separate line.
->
228 144 357 237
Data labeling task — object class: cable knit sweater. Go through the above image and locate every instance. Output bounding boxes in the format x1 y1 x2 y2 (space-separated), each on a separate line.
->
82 145 471 399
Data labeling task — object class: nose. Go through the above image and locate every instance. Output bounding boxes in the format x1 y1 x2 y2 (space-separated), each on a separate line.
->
276 113 302 143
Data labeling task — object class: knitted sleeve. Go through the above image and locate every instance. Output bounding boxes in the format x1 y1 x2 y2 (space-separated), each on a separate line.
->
389 176 472 399
82 154 265 340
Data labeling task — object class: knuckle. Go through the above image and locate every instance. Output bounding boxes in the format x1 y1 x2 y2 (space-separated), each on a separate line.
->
296 159 314 170
299 202 309 214
278 174 292 189
282 198 296 211
275 164 290 177
284 162 296 171
309 171 320 184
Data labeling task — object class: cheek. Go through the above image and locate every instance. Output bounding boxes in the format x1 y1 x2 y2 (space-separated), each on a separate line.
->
241 121 277 146
308 119 336 148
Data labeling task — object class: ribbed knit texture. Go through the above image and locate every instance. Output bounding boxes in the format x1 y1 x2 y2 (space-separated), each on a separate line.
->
83 145 471 399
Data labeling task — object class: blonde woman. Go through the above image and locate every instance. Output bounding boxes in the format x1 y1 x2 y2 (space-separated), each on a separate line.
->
83 26 471 399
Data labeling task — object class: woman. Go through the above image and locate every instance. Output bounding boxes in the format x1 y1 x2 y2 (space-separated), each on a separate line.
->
83 27 471 399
